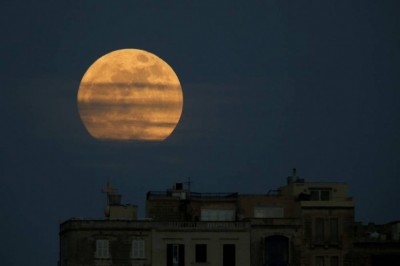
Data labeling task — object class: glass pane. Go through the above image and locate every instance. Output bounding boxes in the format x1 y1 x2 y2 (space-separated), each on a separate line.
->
223 244 235 266
310 190 319 200
132 240 145 258
265 235 289 265
96 239 109 258
321 190 330 201
316 256 325 266
316 219 325 242
330 219 339 243
195 244 207 262
330 256 339 266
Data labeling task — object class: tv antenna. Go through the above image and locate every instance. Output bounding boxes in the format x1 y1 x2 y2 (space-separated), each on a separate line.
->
184 177 193 191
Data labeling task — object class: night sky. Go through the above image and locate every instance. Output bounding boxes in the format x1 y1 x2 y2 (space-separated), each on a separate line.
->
1 1 400 265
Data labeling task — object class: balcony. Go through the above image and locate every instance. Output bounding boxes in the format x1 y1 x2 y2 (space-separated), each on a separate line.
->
60 219 250 233
147 191 238 200
249 218 302 226
311 235 344 249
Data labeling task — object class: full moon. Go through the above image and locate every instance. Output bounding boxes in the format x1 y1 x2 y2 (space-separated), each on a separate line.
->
77 49 183 141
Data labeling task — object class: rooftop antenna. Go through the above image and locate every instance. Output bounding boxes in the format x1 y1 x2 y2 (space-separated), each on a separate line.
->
287 168 298 184
184 177 193 191
102 181 121 205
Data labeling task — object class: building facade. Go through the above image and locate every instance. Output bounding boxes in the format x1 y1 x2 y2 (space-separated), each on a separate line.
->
59 172 399 266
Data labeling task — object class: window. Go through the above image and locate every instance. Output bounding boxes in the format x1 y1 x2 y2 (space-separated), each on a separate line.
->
195 244 207 263
254 206 283 218
132 239 145 258
314 218 340 245
315 218 325 243
315 255 340 266
310 190 319 201
310 189 331 201
95 239 110 258
264 235 289 266
330 256 339 266
315 256 325 266
320 190 330 201
201 209 235 221
167 244 184 266
223 244 235 266
330 218 339 243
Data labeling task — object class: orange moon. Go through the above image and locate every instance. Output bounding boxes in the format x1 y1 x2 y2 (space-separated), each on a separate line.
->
77 49 183 141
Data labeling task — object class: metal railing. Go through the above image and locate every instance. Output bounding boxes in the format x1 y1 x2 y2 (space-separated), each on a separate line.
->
61 219 250 231
147 191 239 199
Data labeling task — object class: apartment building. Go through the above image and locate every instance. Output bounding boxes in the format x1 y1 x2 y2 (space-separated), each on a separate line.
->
59 171 360 266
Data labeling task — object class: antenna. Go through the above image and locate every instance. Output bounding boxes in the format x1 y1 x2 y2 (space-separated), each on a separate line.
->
102 182 121 205
184 177 193 191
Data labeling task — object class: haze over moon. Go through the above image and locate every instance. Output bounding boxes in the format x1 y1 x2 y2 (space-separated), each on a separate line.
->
77 49 183 141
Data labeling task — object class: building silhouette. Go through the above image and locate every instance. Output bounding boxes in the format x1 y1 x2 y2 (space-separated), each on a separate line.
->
59 170 400 266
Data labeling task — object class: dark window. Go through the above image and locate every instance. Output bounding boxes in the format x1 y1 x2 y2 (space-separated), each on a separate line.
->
330 218 339 243
223 244 235 266
264 235 289 266
310 190 319 200
330 256 339 266
371 254 400 266
310 189 331 201
316 256 325 266
315 218 325 243
167 244 184 266
195 244 207 263
320 190 330 201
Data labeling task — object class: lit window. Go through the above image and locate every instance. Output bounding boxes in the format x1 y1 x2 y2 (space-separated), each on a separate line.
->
95 239 110 258
195 244 207 263
132 239 145 258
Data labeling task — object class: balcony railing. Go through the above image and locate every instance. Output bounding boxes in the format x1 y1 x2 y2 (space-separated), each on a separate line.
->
147 191 238 199
155 221 249 230
61 219 250 232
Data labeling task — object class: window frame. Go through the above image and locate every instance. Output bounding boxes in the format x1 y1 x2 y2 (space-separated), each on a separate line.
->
95 239 110 259
131 239 145 259
310 188 332 201
254 206 284 218
200 209 235 221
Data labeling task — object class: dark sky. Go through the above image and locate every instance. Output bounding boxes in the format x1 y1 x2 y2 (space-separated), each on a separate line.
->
1 1 400 265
